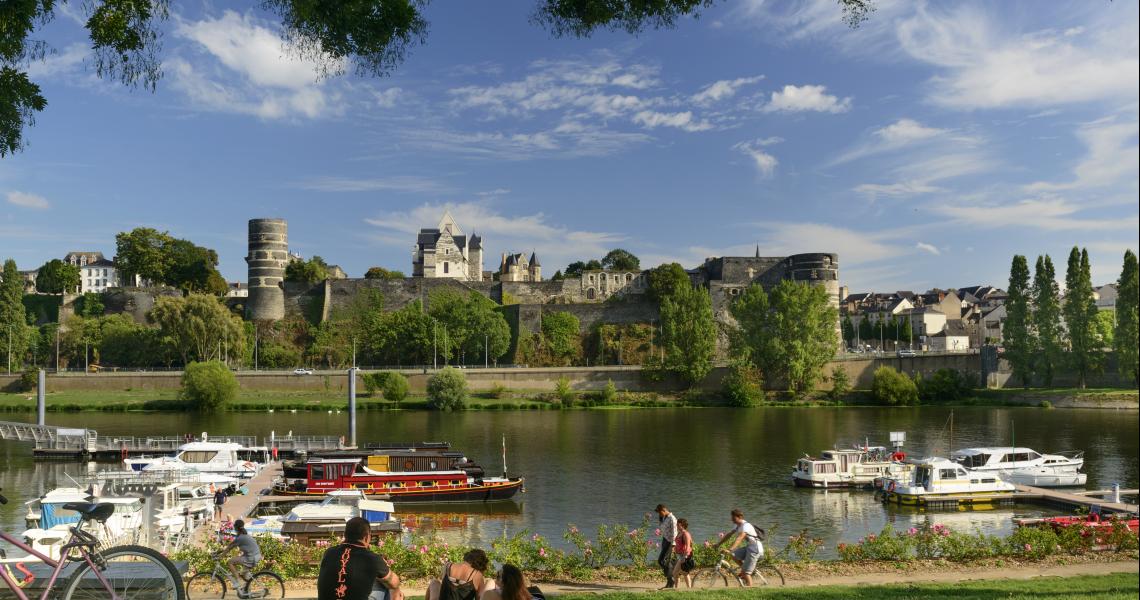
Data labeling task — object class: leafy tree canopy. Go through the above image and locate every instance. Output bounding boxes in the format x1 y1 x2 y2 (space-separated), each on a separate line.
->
285 255 330 284
114 227 226 292
364 266 406 280
646 262 690 302
601 248 641 271
1115 250 1139 386
35 259 81 294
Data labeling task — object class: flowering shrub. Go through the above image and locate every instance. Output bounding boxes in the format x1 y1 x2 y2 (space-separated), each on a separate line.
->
564 517 653 569
857 525 912 561
1006 526 1060 560
490 531 564 574
785 529 824 562
1103 518 1140 552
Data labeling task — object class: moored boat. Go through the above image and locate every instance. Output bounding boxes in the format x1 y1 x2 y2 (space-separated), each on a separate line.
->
125 438 264 478
880 457 1016 506
273 457 523 503
951 447 1087 487
792 447 912 489
22 488 144 559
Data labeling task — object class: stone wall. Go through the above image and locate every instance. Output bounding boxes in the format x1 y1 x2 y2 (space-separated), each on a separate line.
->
94 288 182 324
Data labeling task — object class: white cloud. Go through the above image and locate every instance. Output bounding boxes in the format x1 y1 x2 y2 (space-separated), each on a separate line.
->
170 11 341 119
1026 117 1140 192
733 140 780 177
915 242 940 255
930 197 1138 232
896 4 1140 110
294 176 455 194
400 124 650 161
762 84 851 113
364 202 625 269
25 43 87 79
854 181 943 199
875 118 946 145
691 76 764 105
631 111 712 132
372 88 403 108
6 191 50 210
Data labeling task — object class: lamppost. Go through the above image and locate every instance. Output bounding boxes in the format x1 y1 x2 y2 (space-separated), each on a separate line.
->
6 323 11 374
484 334 489 368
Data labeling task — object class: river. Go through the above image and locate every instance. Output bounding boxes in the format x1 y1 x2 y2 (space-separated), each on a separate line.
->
2 407 1137 557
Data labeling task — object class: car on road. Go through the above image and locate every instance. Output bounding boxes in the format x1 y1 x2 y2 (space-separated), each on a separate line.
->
293 368 314 375
897 348 917 358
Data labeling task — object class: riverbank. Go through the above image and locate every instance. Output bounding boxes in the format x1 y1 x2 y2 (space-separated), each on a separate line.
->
0 386 1135 411
272 558 1139 599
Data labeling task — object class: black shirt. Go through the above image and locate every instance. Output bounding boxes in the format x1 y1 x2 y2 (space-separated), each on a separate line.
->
317 543 391 600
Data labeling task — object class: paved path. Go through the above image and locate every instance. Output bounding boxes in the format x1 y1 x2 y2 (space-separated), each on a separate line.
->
275 559 1139 598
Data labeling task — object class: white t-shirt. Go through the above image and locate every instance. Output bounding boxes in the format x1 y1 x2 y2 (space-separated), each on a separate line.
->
734 521 762 553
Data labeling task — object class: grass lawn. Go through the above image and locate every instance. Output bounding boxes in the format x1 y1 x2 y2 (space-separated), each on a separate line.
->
555 573 1138 600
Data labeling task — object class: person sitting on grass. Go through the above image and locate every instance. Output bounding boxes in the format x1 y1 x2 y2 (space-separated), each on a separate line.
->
317 517 402 600
481 564 544 600
426 548 489 600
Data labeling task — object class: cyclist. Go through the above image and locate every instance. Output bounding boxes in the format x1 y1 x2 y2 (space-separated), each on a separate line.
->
215 519 262 590
712 509 763 586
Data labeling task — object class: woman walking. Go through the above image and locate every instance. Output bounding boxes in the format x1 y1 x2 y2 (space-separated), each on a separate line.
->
670 518 695 588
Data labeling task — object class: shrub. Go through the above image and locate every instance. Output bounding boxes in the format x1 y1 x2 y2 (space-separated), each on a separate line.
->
555 376 574 406
13 367 39 392
259 343 302 368
426 367 467 410
827 366 850 402
858 524 912 560
599 379 618 405
180 360 238 413
785 529 824 562
362 372 389 396
1006 525 1060 559
1039 400 1053 409
488 382 509 399
918 368 973 403
872 366 918 405
382 372 409 405
722 361 763 407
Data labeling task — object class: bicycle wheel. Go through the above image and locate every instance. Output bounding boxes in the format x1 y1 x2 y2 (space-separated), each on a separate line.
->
697 566 731 588
243 571 285 599
185 572 228 599
754 563 786 586
61 544 186 600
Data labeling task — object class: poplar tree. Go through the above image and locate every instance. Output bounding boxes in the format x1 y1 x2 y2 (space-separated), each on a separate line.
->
1115 250 1139 386
1 259 29 372
1003 255 1034 387
1032 255 1064 386
1063 247 1101 388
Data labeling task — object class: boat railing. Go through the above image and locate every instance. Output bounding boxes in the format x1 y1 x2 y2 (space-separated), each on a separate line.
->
273 435 342 450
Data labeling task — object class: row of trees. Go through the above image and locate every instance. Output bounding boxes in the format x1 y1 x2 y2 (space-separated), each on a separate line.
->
1004 248 1138 388
840 313 913 347
556 249 642 280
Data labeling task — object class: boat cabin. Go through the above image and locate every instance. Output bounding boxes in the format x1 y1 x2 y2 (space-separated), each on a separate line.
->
303 457 471 494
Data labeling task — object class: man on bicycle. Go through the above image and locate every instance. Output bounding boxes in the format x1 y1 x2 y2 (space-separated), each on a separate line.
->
216 519 262 589
712 509 763 586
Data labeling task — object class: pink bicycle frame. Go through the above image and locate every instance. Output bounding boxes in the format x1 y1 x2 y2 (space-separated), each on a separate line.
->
0 528 118 600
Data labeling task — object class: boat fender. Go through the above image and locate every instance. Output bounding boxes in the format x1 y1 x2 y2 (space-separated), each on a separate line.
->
891 452 906 462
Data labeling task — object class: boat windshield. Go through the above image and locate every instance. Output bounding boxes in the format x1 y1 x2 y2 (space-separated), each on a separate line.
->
179 451 219 464
956 453 991 468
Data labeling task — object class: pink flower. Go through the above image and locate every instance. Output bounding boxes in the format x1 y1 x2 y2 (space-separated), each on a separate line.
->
628 530 637 537
569 526 579 534
868 534 877 541
539 548 547 558
941 530 950 537
420 546 429 554
907 528 917 535
655 528 662 536
385 558 395 566
1024 544 1032 552
704 541 711 548
533 533 541 541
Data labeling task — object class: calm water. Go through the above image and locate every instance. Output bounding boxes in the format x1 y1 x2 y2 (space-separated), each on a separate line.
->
2 408 1137 557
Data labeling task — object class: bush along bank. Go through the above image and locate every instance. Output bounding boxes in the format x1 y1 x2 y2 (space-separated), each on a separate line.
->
172 517 1140 584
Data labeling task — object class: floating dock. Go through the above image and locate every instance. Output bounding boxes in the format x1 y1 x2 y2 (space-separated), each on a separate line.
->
881 486 1139 514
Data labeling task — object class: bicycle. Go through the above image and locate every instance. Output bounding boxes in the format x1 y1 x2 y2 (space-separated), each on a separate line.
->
697 547 785 588
0 487 186 599
184 556 285 599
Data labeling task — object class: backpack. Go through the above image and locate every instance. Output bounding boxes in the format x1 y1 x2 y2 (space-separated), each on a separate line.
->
438 563 478 600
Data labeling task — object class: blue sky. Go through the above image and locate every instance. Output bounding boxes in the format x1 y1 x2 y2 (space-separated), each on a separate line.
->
2 0 1137 292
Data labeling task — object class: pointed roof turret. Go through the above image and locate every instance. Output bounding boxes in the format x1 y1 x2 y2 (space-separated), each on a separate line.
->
755 244 760 258
529 251 540 267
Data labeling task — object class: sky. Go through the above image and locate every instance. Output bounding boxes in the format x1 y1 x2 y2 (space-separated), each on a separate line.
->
2 0 1138 293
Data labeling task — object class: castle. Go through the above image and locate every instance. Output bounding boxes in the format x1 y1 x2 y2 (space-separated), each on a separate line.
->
244 216 840 351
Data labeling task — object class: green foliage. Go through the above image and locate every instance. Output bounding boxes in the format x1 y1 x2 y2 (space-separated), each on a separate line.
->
917 368 973 403
600 379 618 405
828 366 850 401
149 294 245 366
857 316 873 346
1063 247 1103 388
75 292 105 317
21 293 60 324
646 262 690 302
563 517 654 569
1116 250 1140 385
555 376 574 406
1 259 30 369
722 360 763 407
1032 255 1064 386
34 259 80 294
382 372 409 405
588 323 655 365
487 382 509 399
541 311 581 365
600 248 640 271
363 266 405 279
1094 310 1115 347
362 371 389 395
364 300 435 366
114 227 225 292
114 227 170 284
785 530 824 562
563 259 602 279
180 360 237 412
428 289 511 365
730 281 839 394
841 315 855 344
658 282 716 384
1003 255 1034 387
259 342 302 368
871 366 917 405
285 255 330 284
426 366 467 410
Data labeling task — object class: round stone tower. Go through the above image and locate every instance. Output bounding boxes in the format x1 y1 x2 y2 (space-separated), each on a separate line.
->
245 218 288 321
786 253 841 339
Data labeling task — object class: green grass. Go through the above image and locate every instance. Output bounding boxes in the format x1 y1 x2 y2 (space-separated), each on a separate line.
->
555 573 1137 600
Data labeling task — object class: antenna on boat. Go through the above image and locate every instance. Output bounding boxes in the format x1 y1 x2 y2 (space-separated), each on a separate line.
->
502 434 507 478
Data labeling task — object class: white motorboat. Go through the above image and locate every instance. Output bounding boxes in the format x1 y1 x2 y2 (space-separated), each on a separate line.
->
125 440 262 478
952 447 1087 487
251 490 402 543
22 488 144 559
881 457 1016 506
792 447 913 489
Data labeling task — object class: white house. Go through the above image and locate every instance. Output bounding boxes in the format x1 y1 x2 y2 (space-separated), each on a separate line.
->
901 306 947 339
80 258 120 293
929 320 971 352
